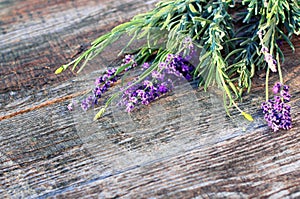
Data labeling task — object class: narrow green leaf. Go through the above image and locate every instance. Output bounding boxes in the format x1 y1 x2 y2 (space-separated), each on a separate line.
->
111 22 133 33
225 48 245 61
241 112 254 121
91 33 111 46
276 26 295 51
55 66 65 74
188 3 198 14
93 107 106 121
115 62 132 76
161 13 172 30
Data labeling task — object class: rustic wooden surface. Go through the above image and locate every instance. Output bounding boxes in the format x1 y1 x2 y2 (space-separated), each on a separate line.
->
1 0 300 198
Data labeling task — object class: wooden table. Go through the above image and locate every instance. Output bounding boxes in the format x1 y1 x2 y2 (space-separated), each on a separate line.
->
1 1 299 198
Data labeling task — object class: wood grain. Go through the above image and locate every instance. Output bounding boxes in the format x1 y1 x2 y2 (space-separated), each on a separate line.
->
0 0 157 93
1 0 300 199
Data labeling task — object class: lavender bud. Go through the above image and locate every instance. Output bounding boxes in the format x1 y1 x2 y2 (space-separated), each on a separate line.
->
272 82 281 94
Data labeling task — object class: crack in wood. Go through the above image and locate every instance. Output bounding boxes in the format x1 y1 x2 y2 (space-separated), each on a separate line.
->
0 90 87 121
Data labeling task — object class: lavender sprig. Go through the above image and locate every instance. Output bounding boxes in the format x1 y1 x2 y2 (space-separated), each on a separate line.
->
79 55 137 111
261 82 292 132
80 68 118 111
257 30 277 72
120 54 194 113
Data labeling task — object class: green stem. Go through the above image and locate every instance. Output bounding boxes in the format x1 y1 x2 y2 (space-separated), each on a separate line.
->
265 66 270 101
232 100 242 113
276 52 283 84
232 98 254 122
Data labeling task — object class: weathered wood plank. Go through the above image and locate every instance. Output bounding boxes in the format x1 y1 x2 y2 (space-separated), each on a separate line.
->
0 0 300 198
0 50 299 198
0 0 159 122
54 125 300 199
0 0 158 95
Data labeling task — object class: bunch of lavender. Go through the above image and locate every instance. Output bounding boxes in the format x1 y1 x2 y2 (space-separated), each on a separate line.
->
55 0 299 130
261 82 292 132
120 54 194 112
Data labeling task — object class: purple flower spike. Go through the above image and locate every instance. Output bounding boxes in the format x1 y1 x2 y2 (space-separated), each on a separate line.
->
67 102 74 111
123 54 137 71
81 100 89 111
272 82 281 94
158 83 168 94
107 68 116 75
136 89 146 97
182 37 194 53
261 83 292 132
79 67 119 112
151 70 164 80
185 73 192 81
143 80 153 88
130 97 138 104
274 96 281 103
126 103 134 112
258 31 277 72
119 53 194 113
142 62 150 69
280 90 291 102
261 46 269 53
283 85 289 92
